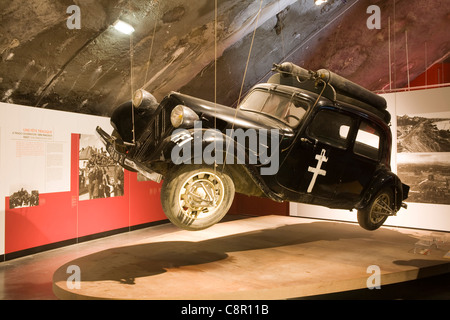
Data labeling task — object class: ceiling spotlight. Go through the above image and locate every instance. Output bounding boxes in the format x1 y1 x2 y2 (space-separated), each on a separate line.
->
315 0 328 5
113 20 135 35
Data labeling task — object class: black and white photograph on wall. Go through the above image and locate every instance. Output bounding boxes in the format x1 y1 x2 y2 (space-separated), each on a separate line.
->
9 187 39 209
397 112 450 205
79 134 124 201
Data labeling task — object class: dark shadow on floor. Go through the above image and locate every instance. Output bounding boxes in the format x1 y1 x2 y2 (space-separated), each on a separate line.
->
54 220 440 286
295 272 450 300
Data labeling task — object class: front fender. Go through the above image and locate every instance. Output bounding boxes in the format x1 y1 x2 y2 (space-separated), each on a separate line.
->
151 128 283 202
110 101 156 143
160 128 255 165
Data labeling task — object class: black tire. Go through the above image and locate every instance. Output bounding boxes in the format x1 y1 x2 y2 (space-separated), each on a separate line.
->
357 188 393 231
161 165 235 231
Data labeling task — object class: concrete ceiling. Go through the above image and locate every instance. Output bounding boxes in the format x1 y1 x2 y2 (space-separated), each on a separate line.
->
1 0 449 116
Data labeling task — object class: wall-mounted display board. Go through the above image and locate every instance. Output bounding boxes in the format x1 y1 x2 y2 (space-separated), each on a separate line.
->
291 86 450 232
0 102 166 260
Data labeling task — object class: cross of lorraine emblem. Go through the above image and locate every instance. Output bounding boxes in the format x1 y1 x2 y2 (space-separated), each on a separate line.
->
307 149 328 193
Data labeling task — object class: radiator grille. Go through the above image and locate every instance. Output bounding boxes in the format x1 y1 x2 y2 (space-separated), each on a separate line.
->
135 107 172 161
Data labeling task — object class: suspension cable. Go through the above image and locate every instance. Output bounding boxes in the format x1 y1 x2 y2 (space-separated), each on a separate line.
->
222 0 263 174
130 7 136 145
214 0 218 172
142 1 160 89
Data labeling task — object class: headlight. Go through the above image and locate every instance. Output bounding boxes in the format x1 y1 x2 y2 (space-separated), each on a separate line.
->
132 89 158 111
170 105 199 128
132 89 144 107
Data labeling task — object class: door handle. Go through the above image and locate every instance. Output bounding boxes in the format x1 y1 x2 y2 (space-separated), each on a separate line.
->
300 137 318 146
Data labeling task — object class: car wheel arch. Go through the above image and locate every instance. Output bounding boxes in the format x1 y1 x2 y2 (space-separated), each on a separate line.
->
356 171 402 211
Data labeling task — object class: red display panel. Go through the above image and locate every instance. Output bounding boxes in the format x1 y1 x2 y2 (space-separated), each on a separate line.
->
128 173 166 227
5 134 79 254
5 134 167 255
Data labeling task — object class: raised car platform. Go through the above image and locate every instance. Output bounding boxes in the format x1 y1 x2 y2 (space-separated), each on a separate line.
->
53 215 450 300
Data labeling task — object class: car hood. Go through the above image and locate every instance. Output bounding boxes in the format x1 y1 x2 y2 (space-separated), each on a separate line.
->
169 92 294 135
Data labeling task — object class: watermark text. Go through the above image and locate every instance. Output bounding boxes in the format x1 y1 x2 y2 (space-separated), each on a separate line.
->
366 5 381 30
366 265 381 290
171 122 280 176
66 265 81 289
67 5 81 30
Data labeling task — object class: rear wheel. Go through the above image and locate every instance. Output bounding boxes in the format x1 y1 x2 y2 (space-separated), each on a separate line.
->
357 188 393 231
161 165 235 231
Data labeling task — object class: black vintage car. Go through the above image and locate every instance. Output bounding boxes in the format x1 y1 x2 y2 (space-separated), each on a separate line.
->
97 62 409 231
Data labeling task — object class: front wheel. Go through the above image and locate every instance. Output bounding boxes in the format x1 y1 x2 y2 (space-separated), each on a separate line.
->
161 165 235 231
357 188 393 231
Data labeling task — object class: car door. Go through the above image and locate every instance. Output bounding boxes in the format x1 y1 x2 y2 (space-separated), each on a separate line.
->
277 107 355 205
334 119 384 203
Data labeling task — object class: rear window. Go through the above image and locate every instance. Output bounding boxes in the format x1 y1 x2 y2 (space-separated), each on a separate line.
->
354 121 381 160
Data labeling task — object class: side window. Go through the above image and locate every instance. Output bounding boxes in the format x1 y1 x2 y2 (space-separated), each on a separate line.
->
307 110 353 149
354 121 381 160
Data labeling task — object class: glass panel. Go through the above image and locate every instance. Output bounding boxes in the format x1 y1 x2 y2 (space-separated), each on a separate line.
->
240 90 309 127
308 110 353 148
339 125 350 139
354 121 381 159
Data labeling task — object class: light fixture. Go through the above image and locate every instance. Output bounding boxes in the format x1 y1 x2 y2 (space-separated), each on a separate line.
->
314 0 328 5
170 105 199 128
132 89 159 111
113 20 135 35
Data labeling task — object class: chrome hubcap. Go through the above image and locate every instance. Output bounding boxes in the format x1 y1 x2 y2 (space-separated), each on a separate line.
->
370 193 391 224
179 171 225 219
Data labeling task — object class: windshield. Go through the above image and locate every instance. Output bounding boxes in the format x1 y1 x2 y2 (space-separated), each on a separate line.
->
239 89 309 127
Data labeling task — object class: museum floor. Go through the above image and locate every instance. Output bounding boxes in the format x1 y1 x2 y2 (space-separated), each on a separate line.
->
1 215 449 300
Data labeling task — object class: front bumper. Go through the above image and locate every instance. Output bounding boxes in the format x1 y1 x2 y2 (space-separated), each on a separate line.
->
96 126 163 183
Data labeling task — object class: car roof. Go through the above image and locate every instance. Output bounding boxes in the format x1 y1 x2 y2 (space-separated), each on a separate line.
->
265 73 391 124
253 83 390 131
